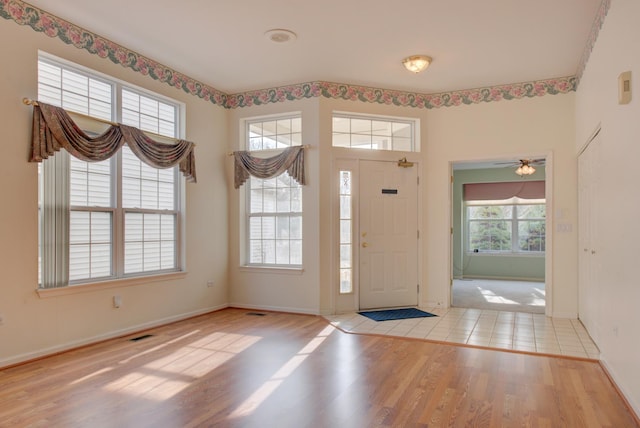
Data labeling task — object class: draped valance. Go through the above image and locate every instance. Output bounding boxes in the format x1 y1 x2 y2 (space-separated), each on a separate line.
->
463 180 545 201
233 146 305 189
29 101 197 182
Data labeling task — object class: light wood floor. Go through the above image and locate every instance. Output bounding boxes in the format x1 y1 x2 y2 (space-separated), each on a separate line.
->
0 308 637 427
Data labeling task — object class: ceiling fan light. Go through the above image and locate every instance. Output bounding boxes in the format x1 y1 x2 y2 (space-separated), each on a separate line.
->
402 55 432 73
515 166 524 176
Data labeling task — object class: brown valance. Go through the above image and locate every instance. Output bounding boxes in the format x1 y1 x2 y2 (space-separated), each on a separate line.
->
463 180 545 201
29 101 197 182
233 146 305 189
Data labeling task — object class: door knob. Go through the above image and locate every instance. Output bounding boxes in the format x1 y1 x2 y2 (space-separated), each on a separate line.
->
362 242 369 248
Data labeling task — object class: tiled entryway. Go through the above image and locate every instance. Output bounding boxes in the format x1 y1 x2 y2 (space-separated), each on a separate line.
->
324 307 600 359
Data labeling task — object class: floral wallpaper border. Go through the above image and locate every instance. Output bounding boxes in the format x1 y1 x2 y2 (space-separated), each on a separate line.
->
0 0 228 106
575 0 611 86
225 78 576 109
2 0 603 110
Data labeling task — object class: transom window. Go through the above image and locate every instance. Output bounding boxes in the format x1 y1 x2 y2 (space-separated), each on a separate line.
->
245 115 303 267
466 199 546 253
37 53 184 287
332 113 418 151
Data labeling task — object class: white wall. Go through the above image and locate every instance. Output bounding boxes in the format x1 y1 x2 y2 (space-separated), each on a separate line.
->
0 19 229 366
425 95 578 316
575 0 640 415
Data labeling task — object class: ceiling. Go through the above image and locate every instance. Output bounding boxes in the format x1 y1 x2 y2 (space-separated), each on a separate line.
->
26 0 602 95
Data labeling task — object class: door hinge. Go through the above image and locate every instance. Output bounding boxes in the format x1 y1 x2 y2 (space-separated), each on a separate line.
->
417 176 420 185
451 227 453 234
450 278 453 286
417 284 420 293
451 175 454 183
417 230 420 239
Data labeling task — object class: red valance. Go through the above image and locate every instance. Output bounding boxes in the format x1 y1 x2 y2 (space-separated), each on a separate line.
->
463 180 545 201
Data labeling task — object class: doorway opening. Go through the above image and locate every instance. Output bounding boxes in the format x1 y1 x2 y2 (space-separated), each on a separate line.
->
450 158 548 315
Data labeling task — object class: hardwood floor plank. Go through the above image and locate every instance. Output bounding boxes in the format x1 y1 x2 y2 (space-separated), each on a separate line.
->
0 308 637 427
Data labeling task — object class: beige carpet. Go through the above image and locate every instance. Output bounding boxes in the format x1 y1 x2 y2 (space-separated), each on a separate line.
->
452 279 545 314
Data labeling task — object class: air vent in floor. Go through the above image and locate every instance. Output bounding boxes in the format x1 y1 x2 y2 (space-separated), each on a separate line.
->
246 312 267 317
129 334 154 342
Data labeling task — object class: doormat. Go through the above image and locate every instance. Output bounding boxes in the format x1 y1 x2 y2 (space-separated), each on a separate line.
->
358 308 437 322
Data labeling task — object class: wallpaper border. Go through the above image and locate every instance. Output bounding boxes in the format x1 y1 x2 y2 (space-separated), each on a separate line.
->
575 0 611 86
2 0 604 110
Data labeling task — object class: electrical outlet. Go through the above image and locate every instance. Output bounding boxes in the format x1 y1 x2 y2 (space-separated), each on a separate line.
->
113 295 122 309
206 280 214 288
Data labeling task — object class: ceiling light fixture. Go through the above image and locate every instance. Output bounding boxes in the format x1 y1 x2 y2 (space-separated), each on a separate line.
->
402 55 432 73
515 160 536 176
264 29 297 44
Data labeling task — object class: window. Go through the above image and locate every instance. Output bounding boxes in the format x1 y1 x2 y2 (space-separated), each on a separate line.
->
332 113 417 151
339 170 353 293
245 115 302 267
467 199 546 253
38 54 183 287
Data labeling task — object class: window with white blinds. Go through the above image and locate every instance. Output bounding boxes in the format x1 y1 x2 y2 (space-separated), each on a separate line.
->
37 53 183 287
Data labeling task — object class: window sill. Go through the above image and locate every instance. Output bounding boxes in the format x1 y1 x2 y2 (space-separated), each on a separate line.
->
238 266 305 275
36 271 188 298
466 252 544 258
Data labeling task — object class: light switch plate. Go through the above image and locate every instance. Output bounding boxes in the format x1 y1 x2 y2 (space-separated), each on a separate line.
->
618 71 632 104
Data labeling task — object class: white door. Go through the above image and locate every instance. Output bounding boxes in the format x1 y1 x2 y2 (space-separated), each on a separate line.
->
359 160 419 309
578 133 601 343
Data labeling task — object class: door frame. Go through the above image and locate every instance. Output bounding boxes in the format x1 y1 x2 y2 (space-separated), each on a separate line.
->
448 152 553 317
332 153 423 314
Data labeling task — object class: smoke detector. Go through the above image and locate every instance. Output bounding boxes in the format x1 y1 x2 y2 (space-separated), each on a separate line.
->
264 29 297 44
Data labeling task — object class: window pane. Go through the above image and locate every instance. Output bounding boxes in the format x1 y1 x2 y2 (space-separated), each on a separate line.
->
276 217 290 239
333 133 351 148
340 244 351 268
332 116 350 133
469 219 511 251
290 240 302 265
290 216 302 239
69 211 112 280
393 137 412 152
340 269 352 294
276 240 290 264
70 156 111 208
340 220 351 244
125 213 176 274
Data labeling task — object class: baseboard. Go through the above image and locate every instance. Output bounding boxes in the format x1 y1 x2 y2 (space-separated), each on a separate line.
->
551 311 578 319
459 275 545 282
0 304 228 369
229 302 319 316
599 357 640 425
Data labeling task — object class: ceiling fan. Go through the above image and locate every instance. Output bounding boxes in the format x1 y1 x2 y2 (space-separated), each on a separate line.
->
494 158 545 176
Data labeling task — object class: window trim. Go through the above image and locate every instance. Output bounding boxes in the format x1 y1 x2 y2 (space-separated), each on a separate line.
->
240 113 303 268
37 52 187 288
332 111 420 152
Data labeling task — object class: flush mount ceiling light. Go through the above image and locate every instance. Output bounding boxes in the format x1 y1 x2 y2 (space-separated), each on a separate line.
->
402 55 432 73
264 29 297 44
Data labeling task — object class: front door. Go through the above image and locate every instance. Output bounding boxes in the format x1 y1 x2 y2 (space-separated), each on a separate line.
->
359 160 419 309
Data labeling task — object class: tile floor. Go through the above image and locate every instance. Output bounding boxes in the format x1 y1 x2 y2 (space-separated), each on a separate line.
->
324 307 600 360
